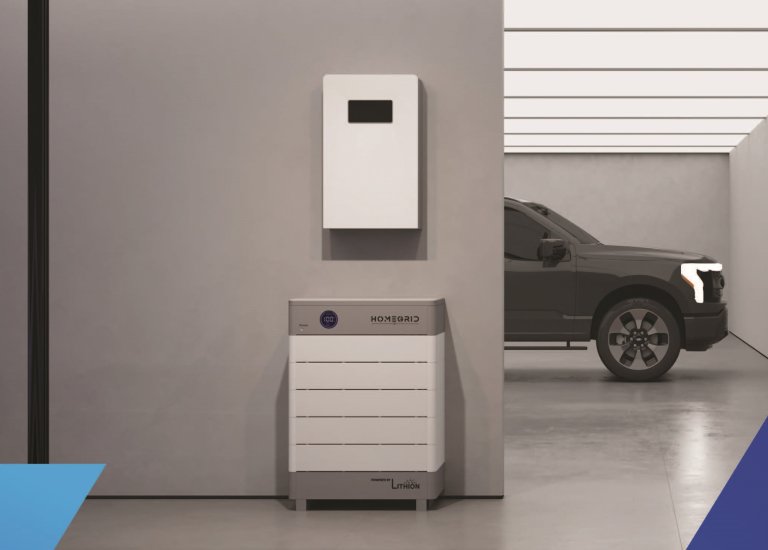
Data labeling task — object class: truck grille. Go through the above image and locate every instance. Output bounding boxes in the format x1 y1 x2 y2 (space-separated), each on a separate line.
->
698 269 725 302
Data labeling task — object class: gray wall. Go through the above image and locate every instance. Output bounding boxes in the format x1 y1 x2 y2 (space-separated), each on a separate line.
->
0 0 27 463
505 154 731 270
730 120 768 355
50 0 504 495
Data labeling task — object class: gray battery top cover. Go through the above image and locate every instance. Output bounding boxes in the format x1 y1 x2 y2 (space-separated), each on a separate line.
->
289 298 445 336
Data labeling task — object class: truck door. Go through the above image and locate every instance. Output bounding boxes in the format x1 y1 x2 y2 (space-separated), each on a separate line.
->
504 207 577 340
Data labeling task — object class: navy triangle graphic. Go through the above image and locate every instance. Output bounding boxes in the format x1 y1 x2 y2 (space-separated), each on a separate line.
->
688 417 768 549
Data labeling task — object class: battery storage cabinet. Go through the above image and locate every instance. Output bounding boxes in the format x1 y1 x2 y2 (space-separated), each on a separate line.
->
289 299 445 511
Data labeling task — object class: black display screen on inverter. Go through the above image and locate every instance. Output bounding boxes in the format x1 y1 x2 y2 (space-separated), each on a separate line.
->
348 100 393 123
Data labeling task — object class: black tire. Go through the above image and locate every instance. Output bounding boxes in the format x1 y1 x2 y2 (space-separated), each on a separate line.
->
596 298 681 381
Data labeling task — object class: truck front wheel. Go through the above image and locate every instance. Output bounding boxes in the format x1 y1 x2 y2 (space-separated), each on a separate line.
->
596 298 681 381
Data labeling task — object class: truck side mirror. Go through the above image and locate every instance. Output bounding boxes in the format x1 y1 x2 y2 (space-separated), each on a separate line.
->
538 238 567 261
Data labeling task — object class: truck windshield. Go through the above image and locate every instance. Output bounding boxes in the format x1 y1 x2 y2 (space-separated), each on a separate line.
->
525 202 600 245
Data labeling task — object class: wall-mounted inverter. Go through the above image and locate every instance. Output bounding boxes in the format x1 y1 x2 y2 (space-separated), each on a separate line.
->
289 298 445 510
322 74 420 229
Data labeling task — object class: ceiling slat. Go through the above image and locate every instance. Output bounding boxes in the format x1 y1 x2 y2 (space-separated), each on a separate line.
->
504 0 768 29
504 71 768 97
504 31 768 69
504 147 734 153
503 118 763 134
504 98 768 118
504 134 745 146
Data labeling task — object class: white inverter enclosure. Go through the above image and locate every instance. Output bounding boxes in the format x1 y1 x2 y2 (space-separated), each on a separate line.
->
322 74 420 229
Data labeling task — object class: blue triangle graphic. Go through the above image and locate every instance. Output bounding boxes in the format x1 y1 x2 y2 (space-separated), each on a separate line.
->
0 464 104 550
688 417 768 549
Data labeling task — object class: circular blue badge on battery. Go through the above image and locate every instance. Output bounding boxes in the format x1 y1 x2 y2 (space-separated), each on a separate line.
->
319 310 338 329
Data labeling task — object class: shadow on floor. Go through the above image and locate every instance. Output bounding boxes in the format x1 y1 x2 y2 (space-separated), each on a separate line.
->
291 499 461 511
505 367 739 384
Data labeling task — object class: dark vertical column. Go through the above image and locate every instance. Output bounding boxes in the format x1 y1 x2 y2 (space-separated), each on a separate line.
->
28 0 49 464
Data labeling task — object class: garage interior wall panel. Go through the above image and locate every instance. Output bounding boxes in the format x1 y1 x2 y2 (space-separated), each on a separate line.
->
729 119 768 356
49 0 503 495
504 154 731 275
0 0 27 462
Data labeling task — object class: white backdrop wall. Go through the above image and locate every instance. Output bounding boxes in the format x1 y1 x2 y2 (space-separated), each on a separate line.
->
505 154 731 272
0 0 27 462
729 120 768 356
50 0 504 496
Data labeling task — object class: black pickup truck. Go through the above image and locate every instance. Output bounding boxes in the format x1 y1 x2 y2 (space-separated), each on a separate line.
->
504 198 728 381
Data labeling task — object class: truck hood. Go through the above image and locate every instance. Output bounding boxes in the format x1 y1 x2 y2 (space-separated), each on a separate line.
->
580 244 715 263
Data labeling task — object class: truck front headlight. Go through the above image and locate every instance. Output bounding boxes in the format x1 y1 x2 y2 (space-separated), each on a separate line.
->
681 263 723 303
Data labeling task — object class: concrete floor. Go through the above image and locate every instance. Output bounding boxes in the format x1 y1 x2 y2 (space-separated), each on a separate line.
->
60 335 768 550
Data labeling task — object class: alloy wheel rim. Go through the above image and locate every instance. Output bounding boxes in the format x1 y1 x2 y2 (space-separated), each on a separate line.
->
607 308 670 370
